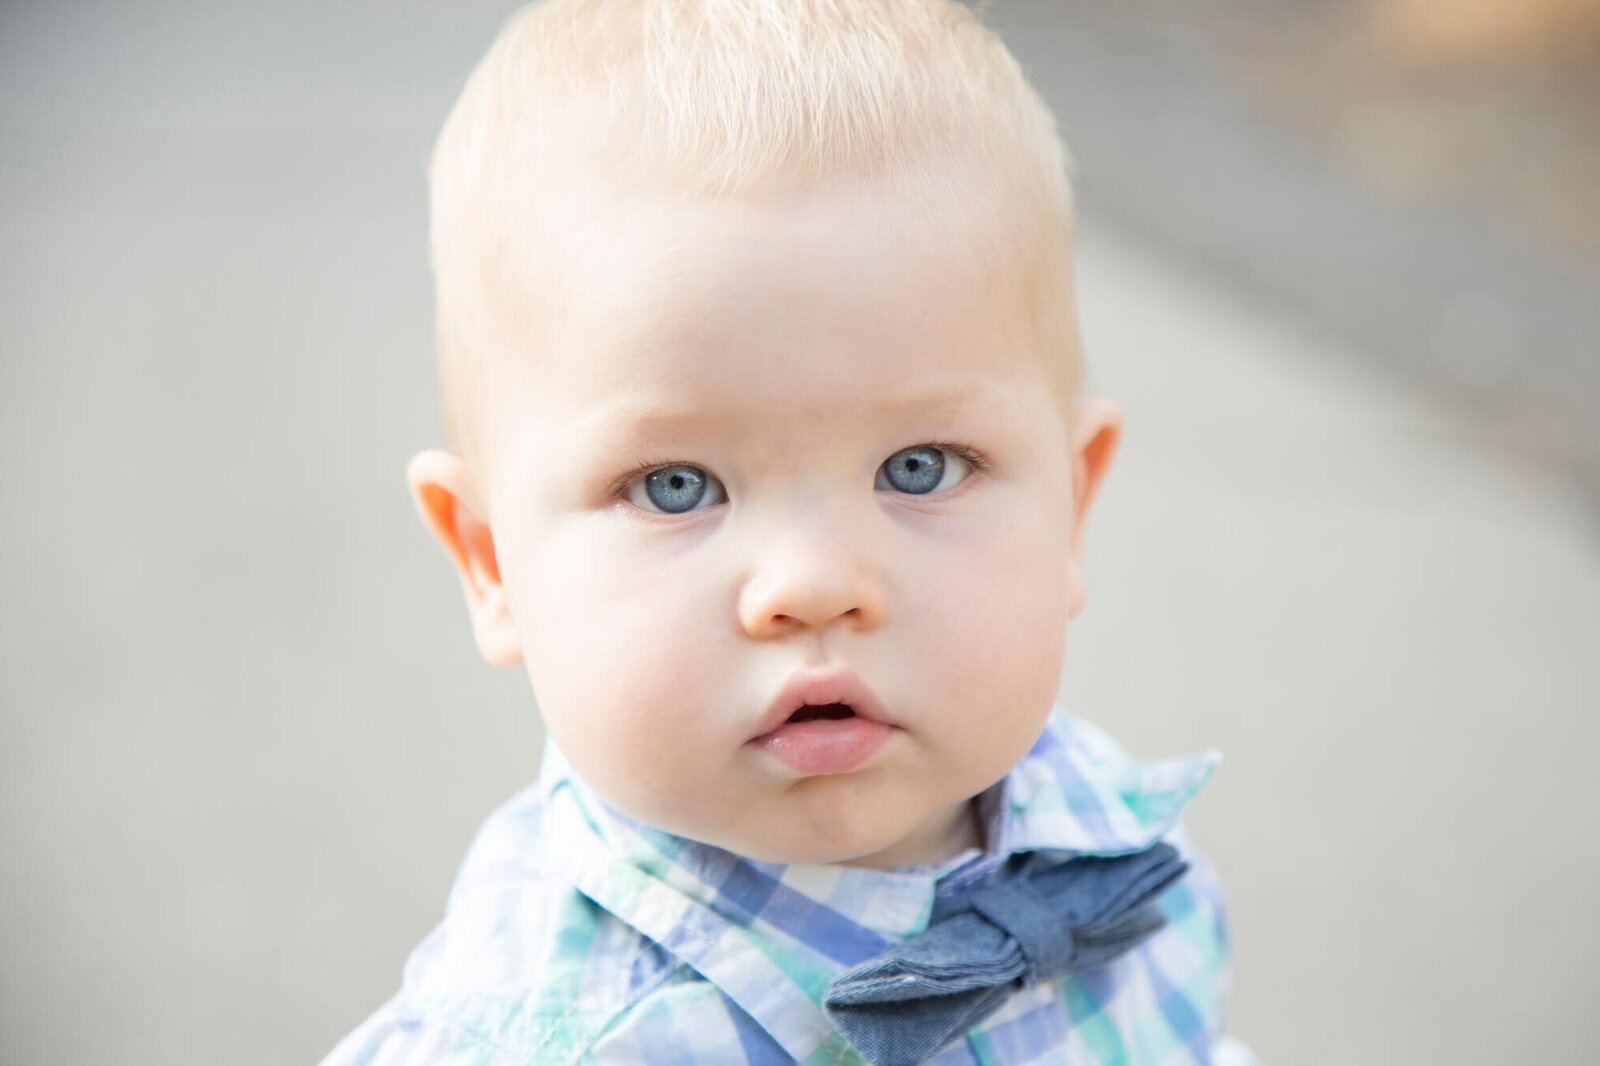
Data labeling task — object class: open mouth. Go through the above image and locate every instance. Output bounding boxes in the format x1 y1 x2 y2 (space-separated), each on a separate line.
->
752 674 890 774
786 703 856 723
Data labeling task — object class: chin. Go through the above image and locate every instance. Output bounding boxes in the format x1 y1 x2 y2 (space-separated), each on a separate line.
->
713 821 906 867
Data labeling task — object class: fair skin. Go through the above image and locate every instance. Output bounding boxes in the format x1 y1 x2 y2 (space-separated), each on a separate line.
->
409 172 1120 868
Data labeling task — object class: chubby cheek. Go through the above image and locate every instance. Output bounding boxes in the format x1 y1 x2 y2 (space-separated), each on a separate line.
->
920 508 1069 768
507 521 740 817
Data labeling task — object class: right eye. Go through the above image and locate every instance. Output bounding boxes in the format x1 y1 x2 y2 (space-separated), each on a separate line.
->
876 444 973 495
624 463 726 514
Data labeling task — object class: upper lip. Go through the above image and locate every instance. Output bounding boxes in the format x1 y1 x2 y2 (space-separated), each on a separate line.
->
750 668 891 739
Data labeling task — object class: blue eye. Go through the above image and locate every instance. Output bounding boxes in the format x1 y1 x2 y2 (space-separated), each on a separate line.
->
876 445 972 495
626 463 725 514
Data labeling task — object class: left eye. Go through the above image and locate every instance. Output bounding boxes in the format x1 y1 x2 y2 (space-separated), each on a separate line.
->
625 463 727 514
875 445 972 495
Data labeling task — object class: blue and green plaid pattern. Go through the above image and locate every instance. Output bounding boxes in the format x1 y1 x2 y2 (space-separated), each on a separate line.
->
322 712 1257 1065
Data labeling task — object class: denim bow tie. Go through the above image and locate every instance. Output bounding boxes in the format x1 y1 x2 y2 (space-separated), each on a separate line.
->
822 843 1187 1065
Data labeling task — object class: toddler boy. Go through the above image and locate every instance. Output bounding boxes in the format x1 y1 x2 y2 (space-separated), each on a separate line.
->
324 1 1256 1062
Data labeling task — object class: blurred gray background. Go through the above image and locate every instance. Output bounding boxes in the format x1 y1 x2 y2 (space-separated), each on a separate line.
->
3 2 1597 1063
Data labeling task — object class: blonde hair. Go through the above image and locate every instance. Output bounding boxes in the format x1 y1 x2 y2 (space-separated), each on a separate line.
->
430 0 1078 473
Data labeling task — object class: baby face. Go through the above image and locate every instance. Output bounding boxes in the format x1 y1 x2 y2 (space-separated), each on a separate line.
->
454 177 1099 867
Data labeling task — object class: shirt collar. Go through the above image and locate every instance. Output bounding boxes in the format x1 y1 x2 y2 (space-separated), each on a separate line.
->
538 710 1216 948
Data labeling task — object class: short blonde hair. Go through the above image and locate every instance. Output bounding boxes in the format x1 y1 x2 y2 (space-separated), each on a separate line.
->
430 0 1078 474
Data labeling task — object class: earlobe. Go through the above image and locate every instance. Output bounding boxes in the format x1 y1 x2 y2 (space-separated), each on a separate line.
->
1065 398 1123 618
407 450 523 667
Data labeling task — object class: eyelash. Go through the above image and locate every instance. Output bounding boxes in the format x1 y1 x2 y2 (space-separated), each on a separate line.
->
920 441 989 475
605 459 677 502
606 440 990 503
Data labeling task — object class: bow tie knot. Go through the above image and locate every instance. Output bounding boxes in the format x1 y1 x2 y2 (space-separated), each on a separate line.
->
823 843 1187 1065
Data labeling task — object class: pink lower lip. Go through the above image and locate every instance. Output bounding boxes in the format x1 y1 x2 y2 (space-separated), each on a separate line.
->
752 717 893 775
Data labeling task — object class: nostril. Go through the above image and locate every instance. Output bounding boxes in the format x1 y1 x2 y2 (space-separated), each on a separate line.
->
738 567 885 637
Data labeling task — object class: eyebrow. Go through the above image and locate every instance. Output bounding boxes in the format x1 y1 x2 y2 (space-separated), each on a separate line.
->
576 378 1023 443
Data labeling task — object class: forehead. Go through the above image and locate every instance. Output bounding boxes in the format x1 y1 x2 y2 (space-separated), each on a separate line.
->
502 173 1071 427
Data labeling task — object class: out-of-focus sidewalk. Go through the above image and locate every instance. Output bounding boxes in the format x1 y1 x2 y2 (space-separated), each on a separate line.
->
1 3 1597 1065
1067 221 1600 1065
1011 0 1600 494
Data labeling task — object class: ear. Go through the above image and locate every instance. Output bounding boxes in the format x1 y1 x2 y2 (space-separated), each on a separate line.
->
1065 398 1123 619
406 449 523 667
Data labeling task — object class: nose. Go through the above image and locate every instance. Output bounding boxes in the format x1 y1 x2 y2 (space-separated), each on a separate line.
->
737 528 888 640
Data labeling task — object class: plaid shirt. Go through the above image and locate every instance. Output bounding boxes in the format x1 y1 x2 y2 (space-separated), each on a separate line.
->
323 712 1258 1065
